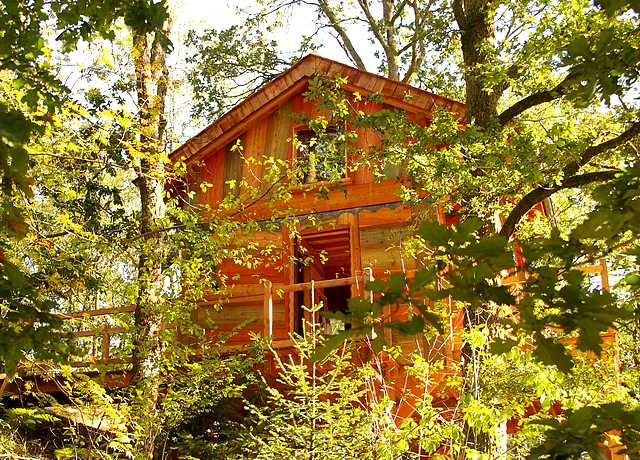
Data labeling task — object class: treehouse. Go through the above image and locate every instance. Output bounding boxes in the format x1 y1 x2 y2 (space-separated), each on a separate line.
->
171 53 469 358
167 53 617 434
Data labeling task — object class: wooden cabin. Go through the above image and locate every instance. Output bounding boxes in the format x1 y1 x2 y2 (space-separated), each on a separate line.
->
171 53 467 358
170 55 619 443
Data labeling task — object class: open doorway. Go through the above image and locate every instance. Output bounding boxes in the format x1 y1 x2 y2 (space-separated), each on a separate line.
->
293 228 352 335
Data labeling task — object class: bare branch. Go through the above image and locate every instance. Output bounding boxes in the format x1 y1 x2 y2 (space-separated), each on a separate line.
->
401 0 427 83
356 0 388 51
499 121 640 237
317 0 367 70
562 120 640 178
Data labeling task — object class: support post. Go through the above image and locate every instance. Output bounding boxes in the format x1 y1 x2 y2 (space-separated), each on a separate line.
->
102 331 110 363
263 280 273 337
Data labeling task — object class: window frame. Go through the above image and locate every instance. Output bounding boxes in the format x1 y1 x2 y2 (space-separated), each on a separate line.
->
289 123 352 189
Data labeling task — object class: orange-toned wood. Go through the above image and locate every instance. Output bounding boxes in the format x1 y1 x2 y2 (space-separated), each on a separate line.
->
181 79 309 165
348 212 363 295
238 180 405 221
263 280 273 337
242 115 270 189
171 54 464 166
351 99 382 185
56 305 135 319
265 99 294 161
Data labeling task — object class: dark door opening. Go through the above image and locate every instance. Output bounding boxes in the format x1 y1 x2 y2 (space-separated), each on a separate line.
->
293 228 352 335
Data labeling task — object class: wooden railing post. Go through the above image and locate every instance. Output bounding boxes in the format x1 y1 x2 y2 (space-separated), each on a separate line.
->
600 258 610 291
263 280 273 337
102 330 110 363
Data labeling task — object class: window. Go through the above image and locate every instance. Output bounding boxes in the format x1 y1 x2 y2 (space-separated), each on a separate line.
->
294 127 346 184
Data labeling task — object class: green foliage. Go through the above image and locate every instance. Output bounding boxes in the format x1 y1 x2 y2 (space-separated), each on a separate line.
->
186 25 309 122
528 403 640 459
159 342 265 458
236 312 378 460
0 0 171 385
2 0 640 458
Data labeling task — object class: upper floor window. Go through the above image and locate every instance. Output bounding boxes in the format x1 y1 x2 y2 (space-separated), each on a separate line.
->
294 127 346 184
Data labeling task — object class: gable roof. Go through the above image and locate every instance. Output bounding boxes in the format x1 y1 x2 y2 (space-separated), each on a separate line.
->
172 54 465 164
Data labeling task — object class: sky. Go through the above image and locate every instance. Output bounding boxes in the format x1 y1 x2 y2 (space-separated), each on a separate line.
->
58 0 385 144
166 0 367 140
174 0 353 62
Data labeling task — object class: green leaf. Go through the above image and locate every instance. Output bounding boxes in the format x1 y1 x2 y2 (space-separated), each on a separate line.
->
419 221 451 246
567 35 590 57
385 314 425 335
490 338 518 355
533 335 573 372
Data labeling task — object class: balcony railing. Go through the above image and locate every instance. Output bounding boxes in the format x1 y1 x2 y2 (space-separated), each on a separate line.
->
55 270 373 367
52 261 610 368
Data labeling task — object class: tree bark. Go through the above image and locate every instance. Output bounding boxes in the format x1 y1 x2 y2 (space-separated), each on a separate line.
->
382 0 400 80
453 0 502 128
318 0 367 70
129 14 171 459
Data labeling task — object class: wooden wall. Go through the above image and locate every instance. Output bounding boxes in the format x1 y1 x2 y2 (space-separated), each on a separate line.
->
195 230 289 344
190 85 422 214
188 85 459 364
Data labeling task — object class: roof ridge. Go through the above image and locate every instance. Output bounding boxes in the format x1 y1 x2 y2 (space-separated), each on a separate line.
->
171 53 465 163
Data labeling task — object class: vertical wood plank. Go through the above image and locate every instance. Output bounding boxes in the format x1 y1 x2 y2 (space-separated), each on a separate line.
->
223 136 244 197
284 225 296 335
263 280 273 337
102 331 110 363
600 258 610 291
242 116 269 189
349 212 363 296
265 99 294 162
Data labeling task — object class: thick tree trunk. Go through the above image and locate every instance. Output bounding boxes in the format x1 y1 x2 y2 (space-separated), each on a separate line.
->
451 2 510 457
453 0 502 128
130 16 171 459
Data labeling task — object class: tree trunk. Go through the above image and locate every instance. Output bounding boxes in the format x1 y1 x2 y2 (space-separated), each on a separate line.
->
382 0 400 80
129 15 171 459
453 0 502 128
452 2 511 456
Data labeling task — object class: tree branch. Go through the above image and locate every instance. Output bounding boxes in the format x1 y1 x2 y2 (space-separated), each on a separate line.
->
499 170 619 238
401 1 425 83
452 0 465 28
562 120 640 178
390 0 410 23
317 0 367 70
499 120 639 237
497 73 578 126
356 0 389 53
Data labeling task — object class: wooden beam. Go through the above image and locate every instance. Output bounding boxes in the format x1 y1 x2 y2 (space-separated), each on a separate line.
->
281 276 361 292
73 326 126 338
349 212 363 296
102 332 110 362
263 280 273 337
57 305 135 320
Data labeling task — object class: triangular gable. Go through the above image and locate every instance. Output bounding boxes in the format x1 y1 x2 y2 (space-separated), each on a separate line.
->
171 54 465 164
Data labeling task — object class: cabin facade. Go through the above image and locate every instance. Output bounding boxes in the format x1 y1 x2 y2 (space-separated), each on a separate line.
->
171 54 467 360
171 56 620 447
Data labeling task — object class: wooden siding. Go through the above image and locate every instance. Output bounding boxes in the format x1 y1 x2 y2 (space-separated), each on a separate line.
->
185 77 426 218
223 136 244 197
206 205 453 360
170 54 465 165
265 99 293 162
